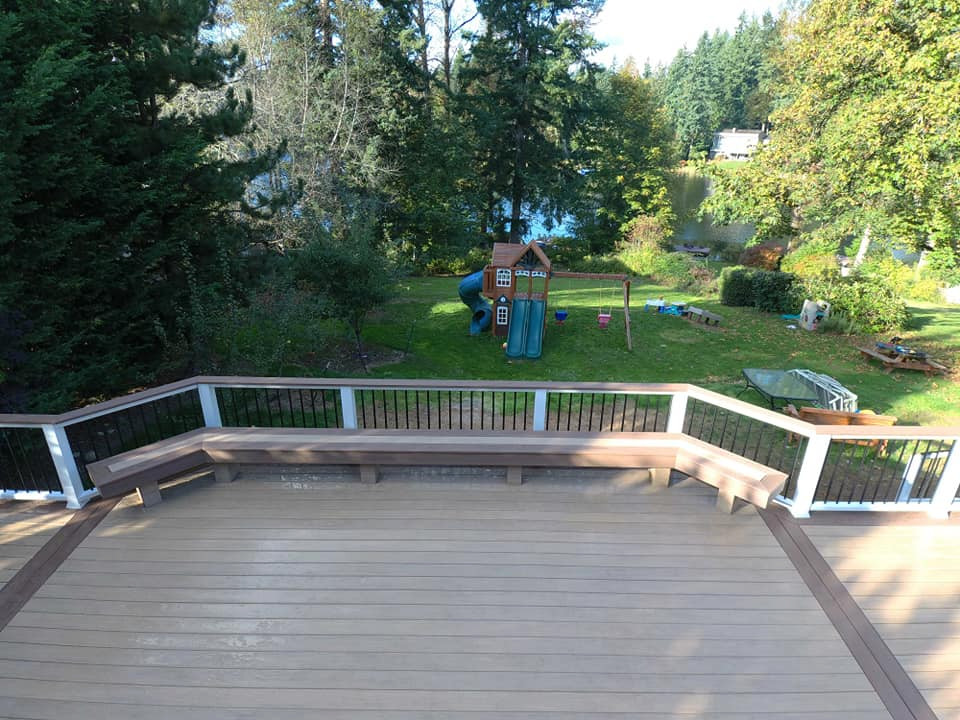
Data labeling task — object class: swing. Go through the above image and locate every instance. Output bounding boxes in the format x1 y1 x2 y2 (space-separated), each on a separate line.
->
597 281 612 329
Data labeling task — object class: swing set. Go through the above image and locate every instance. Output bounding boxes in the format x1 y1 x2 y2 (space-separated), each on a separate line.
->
479 243 634 354
550 270 633 350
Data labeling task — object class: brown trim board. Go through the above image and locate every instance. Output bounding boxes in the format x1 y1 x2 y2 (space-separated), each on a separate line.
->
0 497 120 631
759 505 938 720
799 510 960 527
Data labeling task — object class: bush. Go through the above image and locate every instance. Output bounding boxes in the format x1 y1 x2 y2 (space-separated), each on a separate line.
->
422 246 489 276
800 276 908 333
780 236 841 278
818 312 857 335
720 267 797 312
617 247 716 294
907 276 944 302
751 270 797 313
720 267 755 306
857 255 913 297
739 243 784 270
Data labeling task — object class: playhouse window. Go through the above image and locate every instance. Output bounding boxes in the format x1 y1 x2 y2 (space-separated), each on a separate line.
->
515 269 530 277
532 270 547 278
496 306 509 325
496 269 512 287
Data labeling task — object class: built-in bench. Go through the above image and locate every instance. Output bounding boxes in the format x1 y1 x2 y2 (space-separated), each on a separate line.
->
86 428 787 513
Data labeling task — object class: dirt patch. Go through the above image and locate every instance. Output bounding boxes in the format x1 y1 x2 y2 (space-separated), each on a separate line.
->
300 342 406 374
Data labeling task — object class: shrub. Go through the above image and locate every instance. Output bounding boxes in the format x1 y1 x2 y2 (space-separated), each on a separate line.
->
780 236 842 278
818 312 857 335
423 246 489 276
739 243 784 270
622 215 669 250
720 267 755 306
800 276 907 333
751 270 797 313
907 276 944 302
857 255 913 297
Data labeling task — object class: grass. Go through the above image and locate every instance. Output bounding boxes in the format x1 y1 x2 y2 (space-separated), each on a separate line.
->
300 276 959 426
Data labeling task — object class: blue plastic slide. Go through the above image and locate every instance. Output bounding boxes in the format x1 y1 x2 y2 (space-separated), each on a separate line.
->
523 299 546 359
505 298 530 358
457 271 492 335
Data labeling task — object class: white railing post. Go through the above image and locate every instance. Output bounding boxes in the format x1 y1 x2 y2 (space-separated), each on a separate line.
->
340 387 358 429
928 441 960 519
790 434 831 518
197 384 223 428
41 424 88 510
666 392 688 433
533 390 548 431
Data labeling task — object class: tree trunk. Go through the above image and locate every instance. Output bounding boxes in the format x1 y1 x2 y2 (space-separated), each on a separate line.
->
318 0 334 68
509 134 524 243
853 225 871 267
352 324 369 373
415 0 430 98
442 0 453 89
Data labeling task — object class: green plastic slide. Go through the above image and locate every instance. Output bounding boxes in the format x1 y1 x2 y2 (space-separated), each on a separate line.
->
505 298 530 358
524 299 546 359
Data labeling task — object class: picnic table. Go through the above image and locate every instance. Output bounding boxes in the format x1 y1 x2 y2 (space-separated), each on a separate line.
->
858 343 947 376
736 368 820 409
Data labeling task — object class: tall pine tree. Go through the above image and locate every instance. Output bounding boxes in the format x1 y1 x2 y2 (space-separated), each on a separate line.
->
0 1 275 411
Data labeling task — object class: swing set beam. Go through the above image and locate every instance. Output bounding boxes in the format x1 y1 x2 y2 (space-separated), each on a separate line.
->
551 271 628 281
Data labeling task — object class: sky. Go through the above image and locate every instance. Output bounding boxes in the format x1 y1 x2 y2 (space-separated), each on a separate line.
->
592 0 781 69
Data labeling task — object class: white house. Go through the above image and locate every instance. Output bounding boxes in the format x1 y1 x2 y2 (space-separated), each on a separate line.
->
709 128 768 160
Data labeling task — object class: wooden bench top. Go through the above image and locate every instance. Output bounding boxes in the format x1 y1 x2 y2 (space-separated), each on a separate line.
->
87 428 788 512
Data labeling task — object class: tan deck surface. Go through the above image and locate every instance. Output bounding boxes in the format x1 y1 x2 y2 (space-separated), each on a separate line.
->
0 469 891 719
0 501 73 590
808 522 960 720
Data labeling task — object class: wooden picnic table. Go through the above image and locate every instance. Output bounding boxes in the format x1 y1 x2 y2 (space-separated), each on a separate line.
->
858 345 947 377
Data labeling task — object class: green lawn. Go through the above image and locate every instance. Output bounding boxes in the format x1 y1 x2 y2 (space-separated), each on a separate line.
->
323 276 959 425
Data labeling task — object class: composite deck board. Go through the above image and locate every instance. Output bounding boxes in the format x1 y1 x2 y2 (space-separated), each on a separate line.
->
0 502 72 593
807 522 960 718
0 472 890 718
0 700 898 720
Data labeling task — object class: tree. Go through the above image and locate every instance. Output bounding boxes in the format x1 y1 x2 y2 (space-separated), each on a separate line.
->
461 0 603 242
705 0 960 260
659 16 780 158
0 0 275 411
571 63 674 250
293 216 396 372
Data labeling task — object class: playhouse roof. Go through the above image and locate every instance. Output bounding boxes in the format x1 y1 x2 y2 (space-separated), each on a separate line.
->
491 242 552 271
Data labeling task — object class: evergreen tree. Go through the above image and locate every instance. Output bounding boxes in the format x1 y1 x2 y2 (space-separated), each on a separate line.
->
461 0 603 242
0 1 274 410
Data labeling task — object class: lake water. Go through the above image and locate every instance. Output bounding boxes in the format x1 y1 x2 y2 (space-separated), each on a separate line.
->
524 169 755 246
671 171 755 247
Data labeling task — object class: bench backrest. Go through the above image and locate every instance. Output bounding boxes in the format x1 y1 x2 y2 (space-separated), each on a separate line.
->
797 406 897 427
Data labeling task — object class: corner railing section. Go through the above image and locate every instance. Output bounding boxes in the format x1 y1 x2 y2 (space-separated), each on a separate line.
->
1 375 957 518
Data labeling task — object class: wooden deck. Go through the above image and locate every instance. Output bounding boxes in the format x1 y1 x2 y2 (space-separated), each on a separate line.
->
0 502 73 590
807 520 960 720
0 468 894 719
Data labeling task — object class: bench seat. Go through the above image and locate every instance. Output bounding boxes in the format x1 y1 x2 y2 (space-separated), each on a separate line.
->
87 428 787 513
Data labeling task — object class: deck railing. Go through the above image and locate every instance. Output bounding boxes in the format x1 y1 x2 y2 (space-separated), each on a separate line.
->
1 376 958 518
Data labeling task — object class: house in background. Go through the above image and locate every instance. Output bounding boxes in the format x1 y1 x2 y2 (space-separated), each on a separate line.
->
709 127 769 160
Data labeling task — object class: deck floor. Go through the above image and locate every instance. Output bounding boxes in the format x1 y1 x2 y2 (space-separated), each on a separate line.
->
808 521 960 720
0 501 73 591
0 469 892 719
